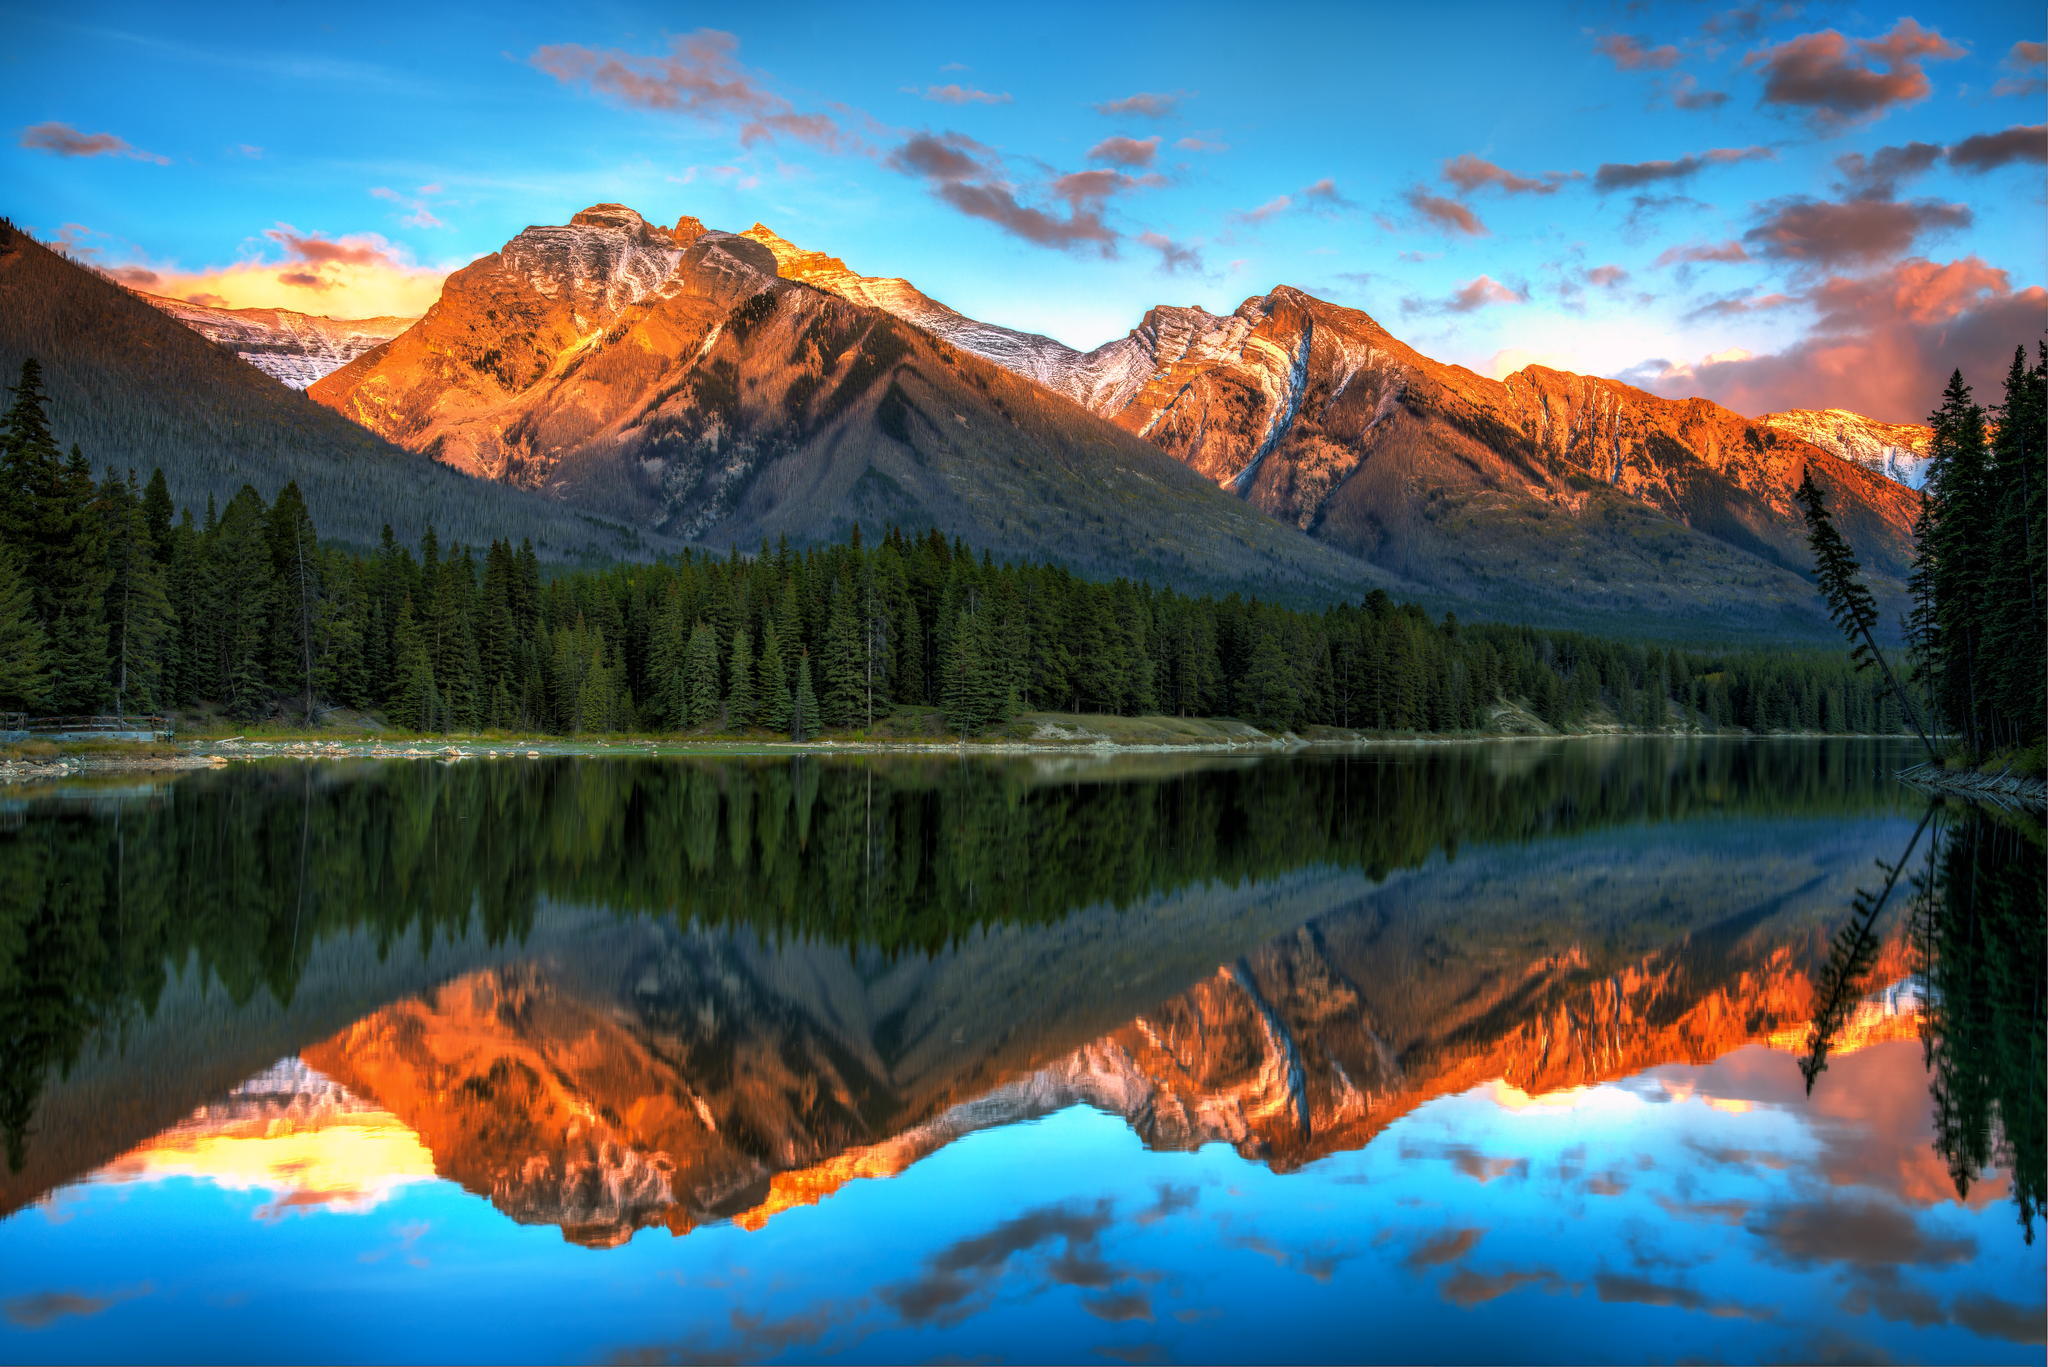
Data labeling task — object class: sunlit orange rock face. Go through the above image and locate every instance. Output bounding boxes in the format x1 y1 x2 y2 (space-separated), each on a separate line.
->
752 223 1919 612
1758 408 1936 489
312 202 1919 631
305 205 1371 599
295 919 1914 1244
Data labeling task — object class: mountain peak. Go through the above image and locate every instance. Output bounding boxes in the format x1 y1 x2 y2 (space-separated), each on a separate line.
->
738 223 852 282
567 203 651 231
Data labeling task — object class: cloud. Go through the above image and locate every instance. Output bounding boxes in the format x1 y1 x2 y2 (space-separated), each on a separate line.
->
530 30 851 152
1951 1295 2048 1344
1300 178 1356 210
916 83 1011 105
1595 34 1681 70
1595 1273 1774 1320
1750 1195 1975 1268
1649 255 2046 421
19 121 169 164
1653 239 1750 267
1440 1267 1563 1306
1137 230 1203 274
1095 92 1185 118
1228 179 1353 229
1993 40 2046 97
1051 169 1165 206
1686 289 1797 319
1946 123 2046 173
1748 19 1963 126
1083 1290 1153 1322
881 1201 1119 1326
1838 1268 1945 1327
890 132 1119 254
5 1284 150 1329
1701 4 1774 40
1174 136 1228 153
370 184 448 230
1232 195 1292 225
1442 155 1577 195
1404 1228 1485 1270
1403 187 1488 235
1833 141 1943 197
1593 144 1772 190
119 223 445 317
1586 264 1630 287
1667 74 1732 109
1087 135 1161 168
1744 195 1970 267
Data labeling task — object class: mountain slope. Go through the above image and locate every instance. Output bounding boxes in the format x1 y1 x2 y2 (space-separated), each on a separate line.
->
754 228 1920 636
136 291 415 389
0 222 670 560
1758 408 1934 490
311 206 1399 599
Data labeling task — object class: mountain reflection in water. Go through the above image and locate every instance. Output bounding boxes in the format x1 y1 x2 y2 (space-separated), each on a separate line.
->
0 741 2040 1365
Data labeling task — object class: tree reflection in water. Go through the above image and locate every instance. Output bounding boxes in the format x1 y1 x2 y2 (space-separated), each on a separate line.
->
1805 800 2046 1244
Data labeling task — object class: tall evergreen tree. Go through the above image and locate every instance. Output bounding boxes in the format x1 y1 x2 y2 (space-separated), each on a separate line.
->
99 472 172 717
725 626 756 727
791 651 820 741
684 622 720 728
0 550 48 711
757 622 792 731
1795 471 1935 760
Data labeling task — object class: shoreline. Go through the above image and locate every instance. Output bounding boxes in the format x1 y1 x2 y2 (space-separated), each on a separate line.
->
0 726 1928 786
1895 760 2048 811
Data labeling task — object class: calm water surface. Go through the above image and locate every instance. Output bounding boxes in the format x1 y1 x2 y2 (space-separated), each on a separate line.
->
0 740 2041 1364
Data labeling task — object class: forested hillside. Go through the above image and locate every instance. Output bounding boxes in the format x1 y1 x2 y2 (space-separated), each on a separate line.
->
0 358 1908 736
0 223 667 561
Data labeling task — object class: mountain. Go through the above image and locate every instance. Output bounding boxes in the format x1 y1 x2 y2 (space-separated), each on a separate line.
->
309 205 1396 599
1758 408 1935 490
136 290 414 389
750 226 1921 635
0 221 669 560
288 814 1911 1244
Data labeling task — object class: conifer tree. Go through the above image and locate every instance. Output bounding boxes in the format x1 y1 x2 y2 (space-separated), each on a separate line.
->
99 472 172 716
265 481 322 723
941 600 1006 732
821 588 863 728
725 626 755 728
0 550 48 710
648 588 689 728
757 622 791 731
389 595 437 731
1796 471 1934 759
684 621 720 728
211 487 273 718
791 650 820 741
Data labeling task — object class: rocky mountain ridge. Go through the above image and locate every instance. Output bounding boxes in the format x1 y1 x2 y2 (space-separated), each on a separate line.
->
758 221 1922 629
136 291 415 389
303 204 1920 635
307 205 1396 598
1757 408 1935 490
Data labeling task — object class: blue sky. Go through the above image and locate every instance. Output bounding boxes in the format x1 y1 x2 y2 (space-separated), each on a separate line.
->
4 0 2042 420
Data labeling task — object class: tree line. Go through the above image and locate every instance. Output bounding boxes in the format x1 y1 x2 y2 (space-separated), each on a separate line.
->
1 741 1914 1171
1799 343 2044 767
1 356 1910 737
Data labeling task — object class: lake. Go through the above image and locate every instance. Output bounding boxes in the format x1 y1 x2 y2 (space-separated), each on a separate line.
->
1 740 2041 1365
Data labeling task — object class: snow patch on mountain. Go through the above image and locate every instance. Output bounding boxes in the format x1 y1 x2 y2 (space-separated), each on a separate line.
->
137 293 415 388
1758 408 1934 490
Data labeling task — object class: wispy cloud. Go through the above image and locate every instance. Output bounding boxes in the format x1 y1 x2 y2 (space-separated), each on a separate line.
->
19 121 169 164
